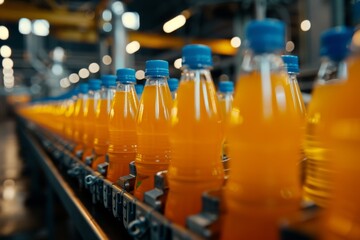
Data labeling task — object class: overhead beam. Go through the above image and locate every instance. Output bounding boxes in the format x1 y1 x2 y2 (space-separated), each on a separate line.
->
0 1 95 29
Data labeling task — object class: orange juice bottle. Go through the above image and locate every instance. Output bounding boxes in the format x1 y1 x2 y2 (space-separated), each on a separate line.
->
82 79 102 163
303 27 353 207
63 88 78 142
107 68 139 182
218 81 234 161
165 45 224 226
322 29 360 240
73 83 89 156
133 60 172 200
221 19 302 240
92 75 116 170
282 55 307 184
168 78 179 99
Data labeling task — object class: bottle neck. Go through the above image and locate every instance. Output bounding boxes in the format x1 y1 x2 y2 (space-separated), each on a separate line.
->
317 58 348 84
145 76 168 86
181 68 212 82
117 82 136 91
88 89 100 99
242 52 285 73
100 85 116 99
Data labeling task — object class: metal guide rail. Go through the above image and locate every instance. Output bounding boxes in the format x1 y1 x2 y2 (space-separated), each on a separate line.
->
16 116 320 240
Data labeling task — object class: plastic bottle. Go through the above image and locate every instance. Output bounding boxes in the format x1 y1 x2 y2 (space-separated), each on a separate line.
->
91 75 117 170
165 45 224 226
133 60 172 200
322 28 359 240
107 68 139 182
82 79 102 162
63 88 78 141
73 83 89 156
135 84 144 100
218 81 234 122
168 78 179 99
221 19 302 240
303 27 353 207
282 55 307 184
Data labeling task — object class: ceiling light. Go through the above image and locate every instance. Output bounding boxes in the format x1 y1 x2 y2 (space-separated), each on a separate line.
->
126 41 140 54
0 45 11 58
32 19 50 36
102 55 112 65
18 18 31 35
163 15 186 33
230 37 241 48
78 68 90 79
122 12 140 30
300 20 311 32
0 25 9 40
88 63 100 73
174 58 182 69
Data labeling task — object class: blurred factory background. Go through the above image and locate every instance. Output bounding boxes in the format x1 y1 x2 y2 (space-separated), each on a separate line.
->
0 0 358 239
0 0 357 118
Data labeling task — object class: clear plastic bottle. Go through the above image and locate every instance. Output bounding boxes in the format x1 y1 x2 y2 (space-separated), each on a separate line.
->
322 28 360 240
73 83 89 156
221 19 302 240
282 55 307 184
133 60 172 200
107 68 139 182
82 79 102 162
91 75 116 170
165 45 224 226
168 78 179 99
304 27 353 207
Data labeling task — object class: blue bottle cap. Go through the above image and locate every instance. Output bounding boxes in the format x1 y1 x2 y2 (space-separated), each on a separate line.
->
79 83 89 94
145 60 169 77
320 27 353 62
168 78 179 92
135 84 144 95
219 81 234 93
281 55 299 74
116 68 136 83
182 44 213 69
101 75 117 87
88 79 102 91
246 19 285 54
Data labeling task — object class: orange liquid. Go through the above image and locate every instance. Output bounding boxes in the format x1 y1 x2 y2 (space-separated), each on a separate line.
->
73 98 87 153
92 99 112 170
82 98 96 161
107 87 139 182
303 83 343 206
322 56 360 239
221 71 302 240
64 100 75 141
134 83 172 200
218 92 233 159
165 76 225 226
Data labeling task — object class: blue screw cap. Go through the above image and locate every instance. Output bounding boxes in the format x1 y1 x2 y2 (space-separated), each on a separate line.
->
282 55 299 74
116 68 136 83
145 60 169 77
79 83 89 94
246 19 285 54
168 78 179 92
219 81 234 93
320 27 353 62
135 84 144 95
101 75 117 87
182 44 213 69
88 79 102 91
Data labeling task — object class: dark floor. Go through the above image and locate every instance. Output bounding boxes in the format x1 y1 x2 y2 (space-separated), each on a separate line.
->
0 120 47 239
0 120 78 240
